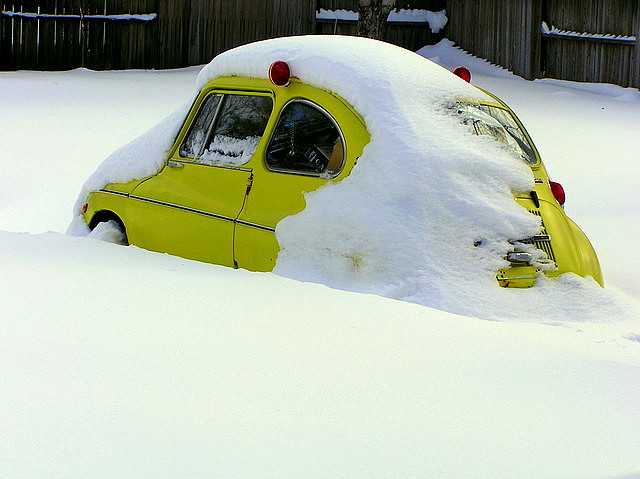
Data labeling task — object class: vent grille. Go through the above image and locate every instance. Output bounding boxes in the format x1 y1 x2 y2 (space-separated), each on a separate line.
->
527 210 556 262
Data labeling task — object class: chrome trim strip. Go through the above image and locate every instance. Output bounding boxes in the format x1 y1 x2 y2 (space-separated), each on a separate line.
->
128 195 275 232
100 189 129 197
532 234 551 242
129 195 234 223
499 275 537 280
235 219 276 233
518 234 552 243
170 159 252 172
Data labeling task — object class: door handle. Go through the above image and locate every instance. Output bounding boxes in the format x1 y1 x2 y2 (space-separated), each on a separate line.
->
166 160 184 168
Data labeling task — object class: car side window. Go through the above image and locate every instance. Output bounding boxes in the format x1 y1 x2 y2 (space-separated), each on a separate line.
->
180 93 273 166
266 101 344 176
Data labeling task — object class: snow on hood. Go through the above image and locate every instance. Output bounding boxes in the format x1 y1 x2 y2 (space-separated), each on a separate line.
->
70 35 634 321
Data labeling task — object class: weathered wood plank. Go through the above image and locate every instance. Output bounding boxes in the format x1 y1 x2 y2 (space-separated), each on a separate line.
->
0 2 9 70
635 0 640 88
447 0 638 88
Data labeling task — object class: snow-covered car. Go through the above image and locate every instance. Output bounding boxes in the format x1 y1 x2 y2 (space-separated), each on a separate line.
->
76 36 602 288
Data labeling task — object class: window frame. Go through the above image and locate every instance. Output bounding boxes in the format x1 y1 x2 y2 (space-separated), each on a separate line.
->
264 98 346 178
456 100 541 167
178 90 274 167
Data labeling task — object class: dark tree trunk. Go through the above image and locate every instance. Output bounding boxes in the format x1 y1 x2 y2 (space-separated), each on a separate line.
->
357 0 396 40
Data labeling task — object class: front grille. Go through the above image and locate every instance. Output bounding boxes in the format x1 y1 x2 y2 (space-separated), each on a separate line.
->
526 210 556 262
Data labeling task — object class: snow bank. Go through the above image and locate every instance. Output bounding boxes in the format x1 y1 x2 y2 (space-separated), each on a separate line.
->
2 230 640 479
417 39 517 79
420 39 640 103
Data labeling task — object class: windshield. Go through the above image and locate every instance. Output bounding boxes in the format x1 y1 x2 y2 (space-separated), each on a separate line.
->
456 103 537 165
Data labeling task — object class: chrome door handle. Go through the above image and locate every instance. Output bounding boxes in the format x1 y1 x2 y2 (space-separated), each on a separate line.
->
166 160 184 168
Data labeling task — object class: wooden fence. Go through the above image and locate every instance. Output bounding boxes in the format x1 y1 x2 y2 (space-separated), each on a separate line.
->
0 0 316 70
3 0 638 88
447 0 543 81
315 0 445 52
0 0 444 71
446 0 640 88
317 0 444 10
542 0 638 87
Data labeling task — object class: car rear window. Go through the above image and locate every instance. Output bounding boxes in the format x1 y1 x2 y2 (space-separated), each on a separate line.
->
456 103 537 165
266 100 344 176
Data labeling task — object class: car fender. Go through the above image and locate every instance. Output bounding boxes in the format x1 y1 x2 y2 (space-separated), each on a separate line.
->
566 216 604 286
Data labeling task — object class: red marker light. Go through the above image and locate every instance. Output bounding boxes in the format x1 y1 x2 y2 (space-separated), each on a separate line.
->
549 181 566 206
452 66 471 83
82 203 88 213
268 61 291 86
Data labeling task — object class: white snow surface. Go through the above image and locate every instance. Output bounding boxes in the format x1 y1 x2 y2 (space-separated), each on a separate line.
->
1 38 640 479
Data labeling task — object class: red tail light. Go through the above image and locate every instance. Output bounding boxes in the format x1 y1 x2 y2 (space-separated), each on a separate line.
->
549 181 566 206
452 66 471 83
268 61 291 86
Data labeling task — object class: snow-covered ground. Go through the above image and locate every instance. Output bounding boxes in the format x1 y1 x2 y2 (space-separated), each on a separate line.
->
1 39 639 478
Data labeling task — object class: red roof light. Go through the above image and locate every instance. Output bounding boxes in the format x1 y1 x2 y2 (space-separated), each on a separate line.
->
268 61 291 86
549 181 566 206
452 66 472 83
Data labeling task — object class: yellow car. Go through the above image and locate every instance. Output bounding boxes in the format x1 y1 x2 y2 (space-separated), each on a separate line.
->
82 60 602 288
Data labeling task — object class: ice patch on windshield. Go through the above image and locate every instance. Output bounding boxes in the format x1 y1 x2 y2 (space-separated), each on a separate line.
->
199 135 261 165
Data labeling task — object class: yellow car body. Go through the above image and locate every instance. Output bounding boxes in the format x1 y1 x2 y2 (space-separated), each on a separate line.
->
83 75 603 287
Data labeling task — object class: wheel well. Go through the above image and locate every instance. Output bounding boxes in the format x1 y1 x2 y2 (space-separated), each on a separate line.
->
89 210 127 240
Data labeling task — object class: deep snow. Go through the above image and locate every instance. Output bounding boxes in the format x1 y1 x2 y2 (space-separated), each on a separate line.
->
1 38 639 479
2 230 640 479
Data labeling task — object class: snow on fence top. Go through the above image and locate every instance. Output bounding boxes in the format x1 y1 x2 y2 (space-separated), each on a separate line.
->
541 21 636 43
1 11 157 21
316 9 448 33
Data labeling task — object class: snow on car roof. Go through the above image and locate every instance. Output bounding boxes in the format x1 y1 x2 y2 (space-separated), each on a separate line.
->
197 35 491 116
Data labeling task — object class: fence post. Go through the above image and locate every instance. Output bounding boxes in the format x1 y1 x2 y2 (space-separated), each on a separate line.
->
635 0 640 88
527 0 543 80
310 0 317 34
0 10 4 70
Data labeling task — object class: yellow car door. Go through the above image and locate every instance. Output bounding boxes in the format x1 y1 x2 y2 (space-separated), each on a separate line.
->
235 98 366 271
127 91 273 267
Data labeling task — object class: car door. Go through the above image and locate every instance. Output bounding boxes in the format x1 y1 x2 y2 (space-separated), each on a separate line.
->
127 91 273 267
234 99 348 271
